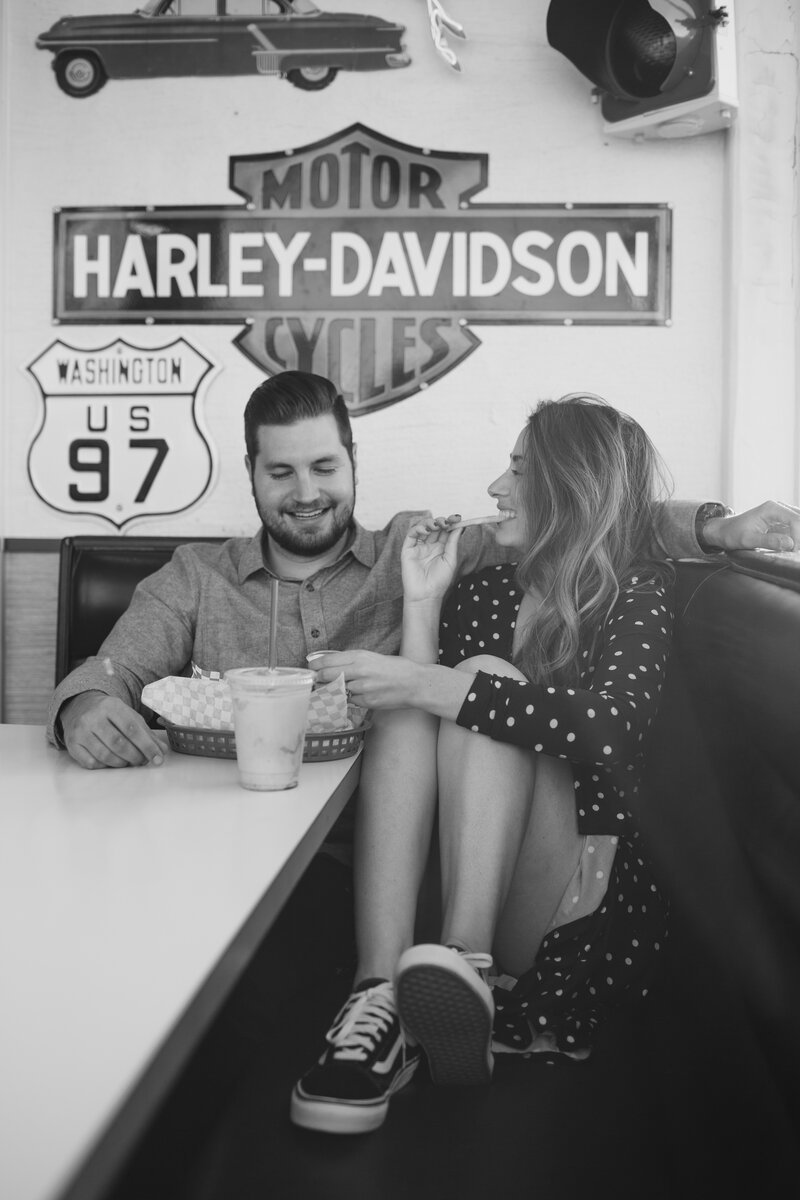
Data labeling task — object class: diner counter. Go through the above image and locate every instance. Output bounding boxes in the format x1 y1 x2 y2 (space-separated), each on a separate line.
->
0 724 361 1200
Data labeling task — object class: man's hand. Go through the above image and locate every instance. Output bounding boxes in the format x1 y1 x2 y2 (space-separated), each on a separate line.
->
703 501 800 553
60 691 165 770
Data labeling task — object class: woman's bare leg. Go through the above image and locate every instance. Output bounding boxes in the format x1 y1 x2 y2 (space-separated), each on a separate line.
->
491 753 578 975
437 656 582 970
353 706 440 982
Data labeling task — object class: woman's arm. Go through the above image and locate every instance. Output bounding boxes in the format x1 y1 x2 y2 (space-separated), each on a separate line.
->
311 578 674 750
401 599 442 664
400 514 465 664
308 514 474 708
308 647 475 717
453 583 674 765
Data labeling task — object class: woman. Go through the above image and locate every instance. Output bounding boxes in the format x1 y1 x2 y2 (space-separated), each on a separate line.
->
291 394 675 1135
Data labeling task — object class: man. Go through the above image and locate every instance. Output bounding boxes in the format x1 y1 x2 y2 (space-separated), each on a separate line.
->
49 372 495 765
49 370 800 767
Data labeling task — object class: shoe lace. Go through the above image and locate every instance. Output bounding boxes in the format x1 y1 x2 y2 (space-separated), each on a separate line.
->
326 983 397 1063
448 946 493 982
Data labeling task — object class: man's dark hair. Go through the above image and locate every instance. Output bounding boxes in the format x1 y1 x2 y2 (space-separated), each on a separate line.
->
244 371 354 465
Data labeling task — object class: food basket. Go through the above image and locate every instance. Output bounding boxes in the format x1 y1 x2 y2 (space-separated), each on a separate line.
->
160 706 371 764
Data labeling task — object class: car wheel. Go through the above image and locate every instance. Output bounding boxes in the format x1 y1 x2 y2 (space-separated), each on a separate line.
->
54 51 107 98
286 66 338 91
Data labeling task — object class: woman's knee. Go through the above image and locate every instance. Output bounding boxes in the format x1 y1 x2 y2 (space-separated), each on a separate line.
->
454 654 527 681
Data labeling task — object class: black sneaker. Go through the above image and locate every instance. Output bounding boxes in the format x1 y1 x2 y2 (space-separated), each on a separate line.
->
395 944 495 1086
290 980 421 1134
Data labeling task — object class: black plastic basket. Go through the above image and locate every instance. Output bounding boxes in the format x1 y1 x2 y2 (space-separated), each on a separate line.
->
160 708 370 763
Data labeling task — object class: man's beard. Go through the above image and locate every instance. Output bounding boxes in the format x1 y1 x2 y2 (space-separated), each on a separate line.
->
257 499 354 558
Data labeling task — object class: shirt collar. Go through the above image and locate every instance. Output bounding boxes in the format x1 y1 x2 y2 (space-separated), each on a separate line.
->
238 530 269 583
346 520 378 568
237 520 373 583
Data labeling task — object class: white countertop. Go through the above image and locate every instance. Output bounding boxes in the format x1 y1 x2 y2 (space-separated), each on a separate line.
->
0 725 360 1200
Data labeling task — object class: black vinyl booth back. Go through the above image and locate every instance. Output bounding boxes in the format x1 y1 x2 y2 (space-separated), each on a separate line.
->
55 535 225 684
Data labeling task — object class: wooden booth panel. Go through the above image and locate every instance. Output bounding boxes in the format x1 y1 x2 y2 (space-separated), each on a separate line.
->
2 545 60 724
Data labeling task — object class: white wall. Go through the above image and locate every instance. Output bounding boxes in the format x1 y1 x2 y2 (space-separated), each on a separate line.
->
724 0 800 510
1 0 797 545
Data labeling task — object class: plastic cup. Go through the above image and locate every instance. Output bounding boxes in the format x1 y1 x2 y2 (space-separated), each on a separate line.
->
224 667 314 791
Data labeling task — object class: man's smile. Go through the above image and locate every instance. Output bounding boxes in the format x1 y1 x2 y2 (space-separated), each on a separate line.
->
287 507 330 521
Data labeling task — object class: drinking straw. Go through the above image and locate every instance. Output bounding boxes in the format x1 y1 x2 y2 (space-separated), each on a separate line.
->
268 578 279 670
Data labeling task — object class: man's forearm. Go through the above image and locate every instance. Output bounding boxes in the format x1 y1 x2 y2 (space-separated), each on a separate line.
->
654 499 712 558
657 498 800 556
48 670 137 747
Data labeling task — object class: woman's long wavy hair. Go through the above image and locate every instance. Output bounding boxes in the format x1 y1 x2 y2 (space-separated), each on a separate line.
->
513 394 673 687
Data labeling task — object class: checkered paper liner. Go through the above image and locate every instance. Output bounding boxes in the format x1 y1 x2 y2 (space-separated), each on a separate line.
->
141 671 350 734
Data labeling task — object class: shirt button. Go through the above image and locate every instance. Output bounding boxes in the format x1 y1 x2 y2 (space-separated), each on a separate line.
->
305 582 315 591
310 628 320 638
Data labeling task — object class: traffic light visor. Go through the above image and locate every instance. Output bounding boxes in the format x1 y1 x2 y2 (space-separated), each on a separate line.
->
547 0 711 101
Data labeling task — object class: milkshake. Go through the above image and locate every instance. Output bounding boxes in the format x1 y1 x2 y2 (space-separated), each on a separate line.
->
225 668 314 791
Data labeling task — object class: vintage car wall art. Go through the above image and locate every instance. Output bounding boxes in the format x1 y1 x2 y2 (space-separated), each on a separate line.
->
36 0 411 98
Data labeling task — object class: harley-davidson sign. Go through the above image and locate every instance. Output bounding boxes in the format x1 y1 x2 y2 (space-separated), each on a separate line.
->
53 124 671 416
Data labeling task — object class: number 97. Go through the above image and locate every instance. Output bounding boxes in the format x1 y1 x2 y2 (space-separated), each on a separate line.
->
68 437 168 504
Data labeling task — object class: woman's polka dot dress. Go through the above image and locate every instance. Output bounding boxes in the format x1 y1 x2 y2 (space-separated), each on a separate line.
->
438 564 675 1058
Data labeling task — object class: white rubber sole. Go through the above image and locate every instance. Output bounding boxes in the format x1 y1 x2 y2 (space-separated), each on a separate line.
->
396 945 494 1086
290 1056 420 1134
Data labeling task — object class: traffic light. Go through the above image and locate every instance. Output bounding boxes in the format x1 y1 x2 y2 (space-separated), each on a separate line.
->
546 0 738 139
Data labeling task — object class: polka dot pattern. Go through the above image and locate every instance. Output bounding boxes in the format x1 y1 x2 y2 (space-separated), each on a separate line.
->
439 565 674 836
492 830 669 1059
438 563 675 1058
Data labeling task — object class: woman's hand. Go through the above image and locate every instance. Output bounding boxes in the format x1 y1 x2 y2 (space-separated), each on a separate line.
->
401 513 464 603
308 649 424 710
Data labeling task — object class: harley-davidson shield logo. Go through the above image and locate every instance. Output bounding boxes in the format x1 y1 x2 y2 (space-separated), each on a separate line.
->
53 124 671 416
27 337 215 529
